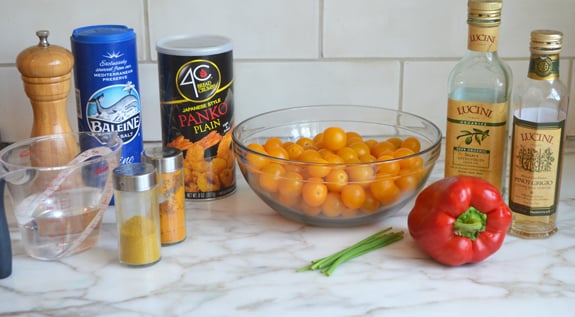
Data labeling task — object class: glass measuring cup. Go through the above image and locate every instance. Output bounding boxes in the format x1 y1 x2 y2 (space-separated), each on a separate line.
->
0 132 122 262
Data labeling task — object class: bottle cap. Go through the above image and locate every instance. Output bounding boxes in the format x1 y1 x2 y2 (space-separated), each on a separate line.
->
113 163 156 192
530 30 563 55
142 147 183 174
467 0 502 27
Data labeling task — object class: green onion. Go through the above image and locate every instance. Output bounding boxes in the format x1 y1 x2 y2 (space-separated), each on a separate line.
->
297 227 404 276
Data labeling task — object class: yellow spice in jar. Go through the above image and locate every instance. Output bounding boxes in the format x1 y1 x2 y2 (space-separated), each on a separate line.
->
159 174 186 244
120 215 161 266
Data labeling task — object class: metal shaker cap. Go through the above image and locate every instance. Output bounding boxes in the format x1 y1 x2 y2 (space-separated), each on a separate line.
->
142 147 183 174
113 163 156 192
530 30 563 55
467 0 502 27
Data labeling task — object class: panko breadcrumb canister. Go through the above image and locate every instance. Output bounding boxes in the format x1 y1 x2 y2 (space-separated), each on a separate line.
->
156 35 235 200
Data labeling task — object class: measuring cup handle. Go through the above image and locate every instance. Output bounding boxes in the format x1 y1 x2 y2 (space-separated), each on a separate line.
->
0 180 13 279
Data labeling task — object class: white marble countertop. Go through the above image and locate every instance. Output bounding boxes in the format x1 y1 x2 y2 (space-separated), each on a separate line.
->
1 140 575 317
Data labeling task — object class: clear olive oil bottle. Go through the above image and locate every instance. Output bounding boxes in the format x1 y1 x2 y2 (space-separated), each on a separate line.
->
445 0 512 192
509 30 569 239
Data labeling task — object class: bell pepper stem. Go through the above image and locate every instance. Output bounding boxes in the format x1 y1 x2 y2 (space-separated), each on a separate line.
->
453 206 486 241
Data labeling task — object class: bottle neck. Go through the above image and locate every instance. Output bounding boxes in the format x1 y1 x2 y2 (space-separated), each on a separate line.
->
467 25 500 53
528 53 560 81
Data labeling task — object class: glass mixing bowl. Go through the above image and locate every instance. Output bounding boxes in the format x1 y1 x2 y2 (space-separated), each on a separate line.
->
233 105 442 227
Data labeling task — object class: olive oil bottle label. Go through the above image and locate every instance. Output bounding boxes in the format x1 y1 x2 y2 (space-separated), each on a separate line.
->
445 99 508 190
509 117 564 216
528 55 560 81
468 25 499 53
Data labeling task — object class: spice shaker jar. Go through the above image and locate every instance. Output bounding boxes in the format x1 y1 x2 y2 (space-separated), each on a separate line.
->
113 163 161 266
143 147 186 245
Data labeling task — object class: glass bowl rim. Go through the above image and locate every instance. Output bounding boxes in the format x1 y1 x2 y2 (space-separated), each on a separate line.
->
232 104 442 166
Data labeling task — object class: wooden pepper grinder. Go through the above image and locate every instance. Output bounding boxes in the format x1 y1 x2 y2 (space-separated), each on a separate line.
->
16 30 78 165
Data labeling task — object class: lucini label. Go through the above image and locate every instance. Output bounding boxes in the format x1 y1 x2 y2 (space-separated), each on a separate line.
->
528 55 560 81
468 26 499 52
509 117 564 216
445 99 508 190
157 35 235 200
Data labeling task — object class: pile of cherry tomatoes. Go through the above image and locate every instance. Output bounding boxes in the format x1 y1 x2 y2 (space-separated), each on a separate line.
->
239 127 427 218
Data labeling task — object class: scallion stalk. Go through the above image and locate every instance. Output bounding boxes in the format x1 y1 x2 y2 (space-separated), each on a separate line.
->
297 227 404 276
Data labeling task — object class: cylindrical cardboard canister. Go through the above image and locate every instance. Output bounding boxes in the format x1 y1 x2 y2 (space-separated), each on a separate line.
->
156 35 235 200
71 25 144 166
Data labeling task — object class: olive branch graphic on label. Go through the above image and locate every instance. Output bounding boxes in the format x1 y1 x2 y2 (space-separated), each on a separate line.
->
457 128 489 145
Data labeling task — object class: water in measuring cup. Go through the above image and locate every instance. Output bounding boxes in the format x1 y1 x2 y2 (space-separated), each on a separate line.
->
16 187 106 260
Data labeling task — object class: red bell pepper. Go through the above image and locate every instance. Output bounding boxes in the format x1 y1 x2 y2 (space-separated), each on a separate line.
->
407 176 512 266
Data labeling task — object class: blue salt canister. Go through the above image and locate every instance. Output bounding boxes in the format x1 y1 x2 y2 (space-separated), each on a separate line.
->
71 25 144 167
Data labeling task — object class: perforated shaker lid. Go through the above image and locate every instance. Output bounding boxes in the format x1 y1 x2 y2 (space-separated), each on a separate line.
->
113 163 156 192
142 147 183 174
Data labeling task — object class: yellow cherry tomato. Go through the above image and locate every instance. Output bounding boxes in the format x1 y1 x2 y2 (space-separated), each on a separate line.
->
264 137 283 152
322 192 345 217
325 168 349 192
258 163 286 193
401 136 421 153
349 141 371 158
336 147 358 162
246 143 269 169
302 178 328 207
370 178 401 206
278 171 304 198
306 157 331 178
386 137 403 149
341 184 366 209
284 143 305 160
371 141 396 158
323 127 347 151
296 137 315 149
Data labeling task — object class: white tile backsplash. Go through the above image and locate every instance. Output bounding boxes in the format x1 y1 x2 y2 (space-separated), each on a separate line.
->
148 0 320 60
233 60 401 124
0 0 146 63
403 61 456 137
0 0 573 142
501 0 575 57
324 0 467 58
0 67 36 141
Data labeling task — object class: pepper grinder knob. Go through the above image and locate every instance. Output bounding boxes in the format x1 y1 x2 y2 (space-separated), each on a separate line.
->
16 30 78 165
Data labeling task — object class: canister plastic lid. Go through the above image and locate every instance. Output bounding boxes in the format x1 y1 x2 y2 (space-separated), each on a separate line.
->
71 25 135 44
142 147 183 174
156 34 233 56
113 163 156 192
